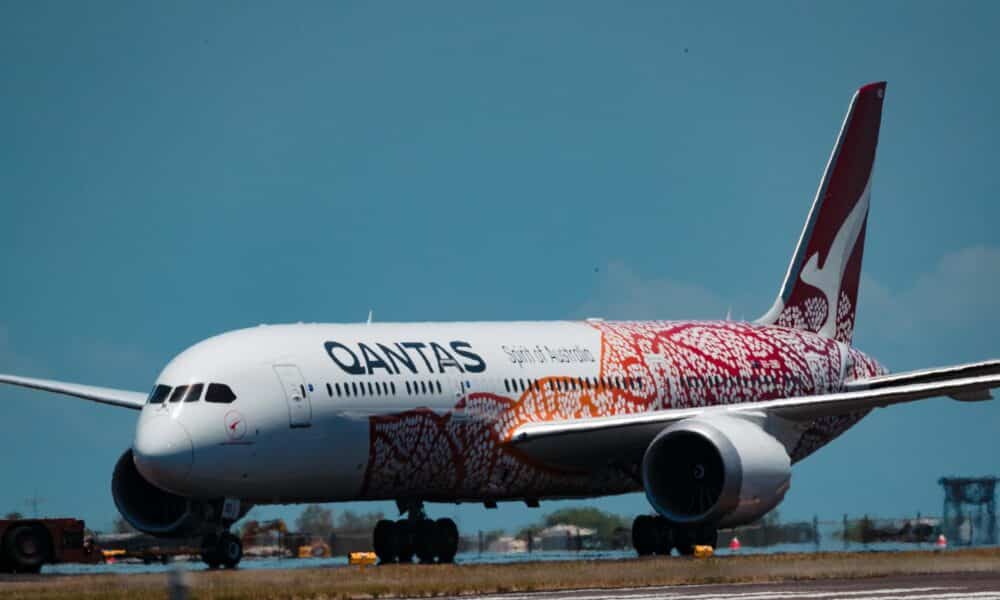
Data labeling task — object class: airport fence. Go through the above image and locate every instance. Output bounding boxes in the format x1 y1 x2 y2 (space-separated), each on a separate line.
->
467 513 997 555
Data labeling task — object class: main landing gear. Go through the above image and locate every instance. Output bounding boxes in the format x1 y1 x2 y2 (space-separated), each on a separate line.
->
632 515 716 557
373 501 459 564
201 531 242 569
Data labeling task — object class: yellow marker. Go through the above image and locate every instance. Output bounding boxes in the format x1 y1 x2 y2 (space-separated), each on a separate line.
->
693 545 714 559
349 551 378 567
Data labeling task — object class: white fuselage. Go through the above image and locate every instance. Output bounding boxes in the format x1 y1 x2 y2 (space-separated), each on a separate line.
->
133 319 884 507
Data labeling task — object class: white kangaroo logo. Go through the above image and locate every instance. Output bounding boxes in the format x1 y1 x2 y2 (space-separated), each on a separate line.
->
798 176 872 338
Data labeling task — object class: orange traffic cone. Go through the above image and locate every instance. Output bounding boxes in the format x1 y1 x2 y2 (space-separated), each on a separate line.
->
729 536 741 551
935 534 947 550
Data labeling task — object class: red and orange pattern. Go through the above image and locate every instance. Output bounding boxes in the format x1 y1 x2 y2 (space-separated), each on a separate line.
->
359 321 886 500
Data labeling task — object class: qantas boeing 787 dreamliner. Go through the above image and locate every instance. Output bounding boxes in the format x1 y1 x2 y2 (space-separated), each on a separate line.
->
2 81 998 570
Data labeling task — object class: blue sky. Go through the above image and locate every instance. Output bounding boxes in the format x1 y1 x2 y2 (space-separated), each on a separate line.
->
1 1 998 533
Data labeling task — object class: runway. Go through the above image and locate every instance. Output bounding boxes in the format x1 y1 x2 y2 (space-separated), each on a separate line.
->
459 573 1000 600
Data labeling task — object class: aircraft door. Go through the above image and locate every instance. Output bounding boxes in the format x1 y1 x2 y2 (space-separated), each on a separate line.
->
273 364 312 428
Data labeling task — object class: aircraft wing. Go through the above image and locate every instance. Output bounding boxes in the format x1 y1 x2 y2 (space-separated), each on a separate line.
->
0 374 147 410
507 361 999 468
845 359 1000 401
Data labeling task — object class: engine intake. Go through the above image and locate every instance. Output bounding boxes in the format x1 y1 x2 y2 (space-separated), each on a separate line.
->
112 449 201 537
641 416 791 528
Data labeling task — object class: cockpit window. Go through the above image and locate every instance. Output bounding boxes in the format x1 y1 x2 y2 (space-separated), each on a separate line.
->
185 383 204 402
206 383 237 404
147 384 171 404
168 385 189 403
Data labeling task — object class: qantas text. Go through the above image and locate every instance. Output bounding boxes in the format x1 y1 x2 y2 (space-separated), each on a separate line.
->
324 341 487 376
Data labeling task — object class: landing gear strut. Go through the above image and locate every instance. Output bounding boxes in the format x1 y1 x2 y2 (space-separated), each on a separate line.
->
373 501 459 564
632 515 716 557
201 531 242 569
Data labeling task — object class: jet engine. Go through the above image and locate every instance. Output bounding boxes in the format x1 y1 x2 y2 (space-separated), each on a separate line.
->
641 415 791 528
111 449 203 537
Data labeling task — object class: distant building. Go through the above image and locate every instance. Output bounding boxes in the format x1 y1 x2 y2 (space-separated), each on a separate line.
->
538 524 595 551
487 536 528 553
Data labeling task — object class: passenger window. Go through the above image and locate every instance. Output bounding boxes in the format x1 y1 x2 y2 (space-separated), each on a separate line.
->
406 382 412 394
504 379 510 392
344 383 351 397
184 383 204 402
147 384 171 404
335 383 342 396
205 383 237 404
352 382 358 396
391 382 396 394
168 385 189 403
436 381 442 394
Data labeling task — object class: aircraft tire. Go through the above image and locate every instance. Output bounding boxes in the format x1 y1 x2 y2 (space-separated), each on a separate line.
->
395 519 415 563
631 515 656 556
434 518 459 564
696 526 717 548
372 519 398 564
673 529 695 556
3 525 51 573
200 534 222 569
653 517 674 556
217 532 243 569
413 519 436 563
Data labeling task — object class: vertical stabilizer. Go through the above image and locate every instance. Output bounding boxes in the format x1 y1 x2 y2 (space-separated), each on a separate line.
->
757 82 886 344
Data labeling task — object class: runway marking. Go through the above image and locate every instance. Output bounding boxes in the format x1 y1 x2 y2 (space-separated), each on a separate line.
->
840 594 1000 600
469 586 983 600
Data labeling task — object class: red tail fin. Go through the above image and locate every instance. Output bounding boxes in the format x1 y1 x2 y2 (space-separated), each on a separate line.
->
757 82 886 344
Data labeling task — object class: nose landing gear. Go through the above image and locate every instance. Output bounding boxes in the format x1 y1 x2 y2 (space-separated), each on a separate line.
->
373 501 459 564
200 531 242 569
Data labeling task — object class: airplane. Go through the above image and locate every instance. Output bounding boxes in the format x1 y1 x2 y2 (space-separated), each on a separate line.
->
2 81 998 570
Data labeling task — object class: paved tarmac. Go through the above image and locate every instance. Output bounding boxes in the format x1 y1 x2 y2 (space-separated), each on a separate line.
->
457 573 1000 600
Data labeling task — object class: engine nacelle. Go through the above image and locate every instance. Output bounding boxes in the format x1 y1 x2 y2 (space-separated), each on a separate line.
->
641 415 791 528
111 449 203 537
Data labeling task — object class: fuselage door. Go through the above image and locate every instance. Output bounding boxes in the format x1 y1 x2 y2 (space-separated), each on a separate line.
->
273 364 312 428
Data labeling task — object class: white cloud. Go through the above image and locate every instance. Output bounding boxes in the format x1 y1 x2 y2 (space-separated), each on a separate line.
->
857 245 1000 348
573 260 732 321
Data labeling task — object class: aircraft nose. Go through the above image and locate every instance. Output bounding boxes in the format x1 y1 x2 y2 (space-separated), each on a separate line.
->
133 417 194 494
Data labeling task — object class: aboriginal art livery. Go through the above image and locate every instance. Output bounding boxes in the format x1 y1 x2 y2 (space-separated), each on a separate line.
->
3 81 998 570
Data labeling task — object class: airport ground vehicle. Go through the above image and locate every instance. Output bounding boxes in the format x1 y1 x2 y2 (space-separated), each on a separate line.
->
0 518 100 573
